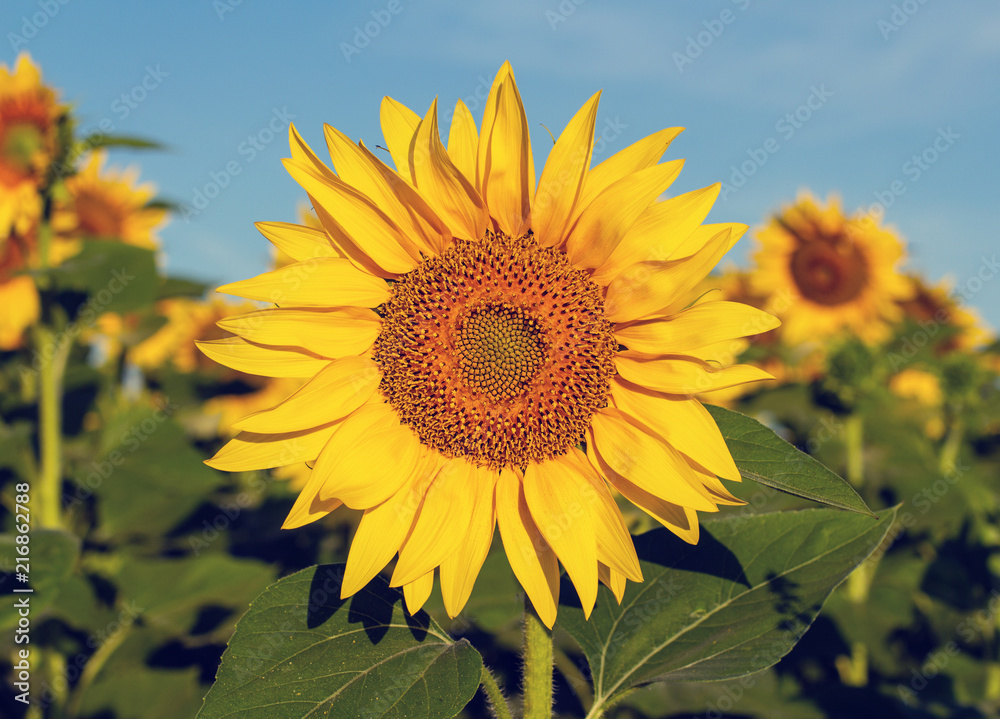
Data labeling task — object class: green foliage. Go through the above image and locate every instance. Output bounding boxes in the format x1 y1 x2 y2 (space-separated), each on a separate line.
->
0 530 78 630
559 509 897 715
707 405 875 516
42 239 158 315
198 565 484 719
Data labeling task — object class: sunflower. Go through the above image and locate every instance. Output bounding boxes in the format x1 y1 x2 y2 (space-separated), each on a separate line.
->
750 193 912 346
897 274 991 354
63 150 167 249
0 53 64 237
203 63 778 626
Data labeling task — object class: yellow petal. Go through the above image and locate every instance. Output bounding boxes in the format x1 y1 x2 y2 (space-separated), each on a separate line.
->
403 570 435 614
478 65 533 237
0 276 39 350
615 301 780 355
288 123 338 183
217 307 381 359
447 99 478 183
341 452 439 597
592 182 718 284
668 221 748 265
615 353 775 396
689 463 745 506
216 258 389 308
196 336 330 378
611 377 740 481
566 161 684 271
495 468 560 628
604 226 735 322
576 127 683 214
232 356 380 433
561 448 642 582
589 408 718 511
532 91 600 248
254 221 342 262
314 403 422 509
439 466 497 618
324 125 450 256
284 158 420 275
206 422 343 472
523 454 598 618
392 458 483 586
281 459 344 530
598 563 628 604
380 96 421 183
305 193 399 280
411 99 489 242
587 439 700 544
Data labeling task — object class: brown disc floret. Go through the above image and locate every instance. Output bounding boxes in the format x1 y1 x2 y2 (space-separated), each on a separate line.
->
374 231 616 469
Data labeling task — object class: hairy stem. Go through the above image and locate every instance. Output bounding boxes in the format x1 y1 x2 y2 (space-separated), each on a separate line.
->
480 667 512 719
522 598 553 719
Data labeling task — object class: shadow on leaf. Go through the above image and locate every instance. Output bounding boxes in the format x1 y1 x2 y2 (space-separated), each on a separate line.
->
306 564 430 644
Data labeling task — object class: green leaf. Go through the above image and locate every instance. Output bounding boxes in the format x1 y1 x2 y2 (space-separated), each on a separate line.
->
706 404 874 516
0 529 79 630
157 275 209 300
116 554 275 635
86 405 225 538
558 507 897 714
79 133 165 151
199 564 483 719
75 627 207 719
45 239 158 314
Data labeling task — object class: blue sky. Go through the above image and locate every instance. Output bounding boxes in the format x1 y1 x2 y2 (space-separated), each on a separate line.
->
6 0 1000 329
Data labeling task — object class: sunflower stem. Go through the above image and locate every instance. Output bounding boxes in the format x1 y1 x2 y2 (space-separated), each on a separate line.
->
842 412 870 687
522 596 553 719
844 413 864 487
35 323 72 530
479 667 513 719
938 416 963 476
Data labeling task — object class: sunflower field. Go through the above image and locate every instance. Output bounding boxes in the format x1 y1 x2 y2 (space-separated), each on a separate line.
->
2 46 1000 719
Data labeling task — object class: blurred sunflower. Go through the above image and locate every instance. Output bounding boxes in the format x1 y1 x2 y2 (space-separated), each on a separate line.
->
0 210 77 350
64 150 167 249
888 367 945 439
204 63 778 626
0 226 41 349
751 193 912 346
897 274 991 353
0 52 63 237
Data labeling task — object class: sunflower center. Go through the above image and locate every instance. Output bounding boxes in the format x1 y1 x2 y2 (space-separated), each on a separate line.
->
374 231 616 469
456 302 546 401
0 122 44 175
74 191 125 239
789 235 868 306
